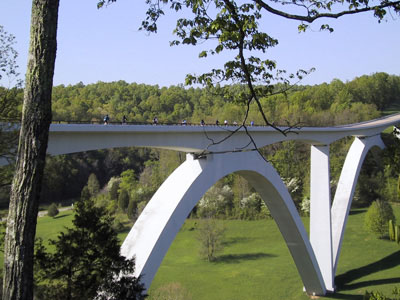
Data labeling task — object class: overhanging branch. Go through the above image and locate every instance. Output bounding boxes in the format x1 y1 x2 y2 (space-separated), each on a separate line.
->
254 0 400 22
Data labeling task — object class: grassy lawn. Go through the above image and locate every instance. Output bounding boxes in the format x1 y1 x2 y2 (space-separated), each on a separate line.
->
35 209 75 243
146 207 400 300
1 206 400 299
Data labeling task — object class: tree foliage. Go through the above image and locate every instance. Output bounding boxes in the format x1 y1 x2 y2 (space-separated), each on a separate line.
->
35 197 146 299
0 25 23 198
140 0 398 130
364 200 396 239
87 173 101 197
197 218 226 261
47 203 59 218
149 282 193 300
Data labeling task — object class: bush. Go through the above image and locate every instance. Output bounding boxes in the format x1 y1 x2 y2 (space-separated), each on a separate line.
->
364 200 395 238
364 287 400 300
47 203 59 218
197 218 226 262
149 282 192 300
389 220 395 241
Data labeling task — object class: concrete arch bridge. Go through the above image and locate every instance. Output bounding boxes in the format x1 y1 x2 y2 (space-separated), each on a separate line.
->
46 113 400 296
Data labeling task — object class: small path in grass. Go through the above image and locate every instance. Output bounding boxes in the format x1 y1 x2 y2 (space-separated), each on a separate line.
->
38 206 73 218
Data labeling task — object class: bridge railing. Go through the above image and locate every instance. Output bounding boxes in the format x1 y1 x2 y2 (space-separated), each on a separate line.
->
1 118 264 127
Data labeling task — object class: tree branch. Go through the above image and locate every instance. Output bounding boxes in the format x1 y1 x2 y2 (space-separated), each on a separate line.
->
254 0 400 23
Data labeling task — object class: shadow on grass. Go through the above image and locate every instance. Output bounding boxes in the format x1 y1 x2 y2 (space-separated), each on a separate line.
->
52 214 69 220
349 209 367 215
327 292 363 299
335 250 400 291
215 252 276 264
222 236 253 247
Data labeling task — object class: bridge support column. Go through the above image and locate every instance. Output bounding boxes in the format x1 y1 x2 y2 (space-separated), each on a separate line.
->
331 136 385 274
310 144 334 292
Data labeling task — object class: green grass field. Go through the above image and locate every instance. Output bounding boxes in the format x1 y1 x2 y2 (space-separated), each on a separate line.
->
146 207 400 300
3 206 399 299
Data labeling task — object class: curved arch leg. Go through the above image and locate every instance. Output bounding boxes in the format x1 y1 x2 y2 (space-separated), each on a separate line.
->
331 136 385 274
121 151 326 295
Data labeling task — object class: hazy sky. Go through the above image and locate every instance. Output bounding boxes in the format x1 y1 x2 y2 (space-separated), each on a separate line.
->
1 0 399 87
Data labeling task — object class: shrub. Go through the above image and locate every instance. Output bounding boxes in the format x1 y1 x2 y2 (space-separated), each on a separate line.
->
389 220 395 241
149 282 192 300
300 197 310 216
398 175 400 201
364 200 395 239
87 173 100 197
364 287 400 300
107 177 121 201
197 218 226 262
47 203 59 218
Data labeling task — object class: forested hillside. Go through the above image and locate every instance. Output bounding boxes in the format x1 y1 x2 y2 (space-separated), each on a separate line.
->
49 72 400 126
1 72 399 221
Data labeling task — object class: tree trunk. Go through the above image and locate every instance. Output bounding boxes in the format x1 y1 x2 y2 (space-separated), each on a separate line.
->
2 0 59 299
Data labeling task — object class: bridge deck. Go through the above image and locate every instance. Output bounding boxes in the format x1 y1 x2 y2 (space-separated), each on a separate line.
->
47 113 400 155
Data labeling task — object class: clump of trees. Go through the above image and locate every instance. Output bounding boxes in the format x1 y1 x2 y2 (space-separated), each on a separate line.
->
364 200 396 239
47 74 400 127
1 74 399 214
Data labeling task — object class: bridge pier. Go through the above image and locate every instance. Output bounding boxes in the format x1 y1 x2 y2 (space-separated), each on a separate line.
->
331 136 385 274
310 145 334 292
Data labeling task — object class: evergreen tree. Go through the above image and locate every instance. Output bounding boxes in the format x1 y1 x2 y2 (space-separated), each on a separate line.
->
87 173 100 197
118 189 130 212
35 197 146 299
47 203 59 218
364 200 396 239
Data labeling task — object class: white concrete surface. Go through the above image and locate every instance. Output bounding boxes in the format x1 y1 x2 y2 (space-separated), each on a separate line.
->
310 145 334 292
120 151 326 295
45 113 400 155
331 135 385 274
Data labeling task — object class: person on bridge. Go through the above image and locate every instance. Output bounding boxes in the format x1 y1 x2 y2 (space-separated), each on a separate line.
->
122 115 127 125
200 119 205 126
153 117 158 125
103 114 109 125
215 120 219 126
224 120 228 126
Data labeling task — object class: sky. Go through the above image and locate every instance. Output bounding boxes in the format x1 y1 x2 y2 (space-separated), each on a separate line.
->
0 0 399 88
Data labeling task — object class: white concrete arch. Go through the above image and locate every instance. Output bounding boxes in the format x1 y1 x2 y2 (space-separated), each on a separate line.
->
120 150 326 295
331 135 385 274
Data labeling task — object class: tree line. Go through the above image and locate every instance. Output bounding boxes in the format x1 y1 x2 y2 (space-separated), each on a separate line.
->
3 72 399 218
1 73 400 214
48 72 400 126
